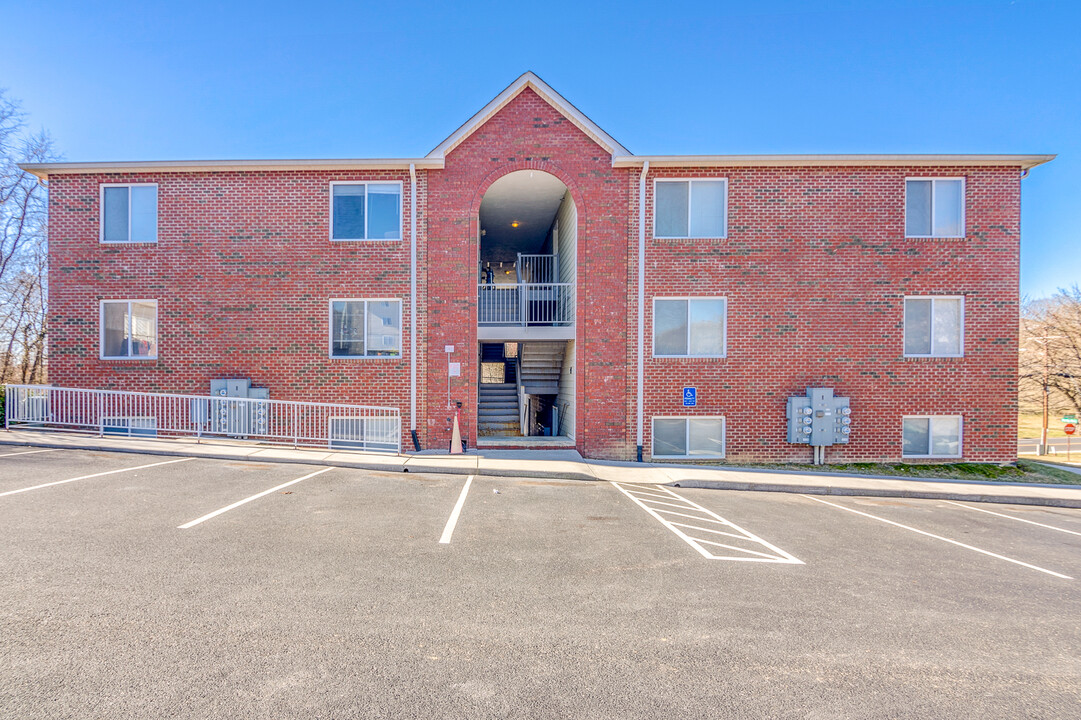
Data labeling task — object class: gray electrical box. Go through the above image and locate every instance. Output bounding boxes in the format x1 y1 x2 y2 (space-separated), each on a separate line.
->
203 379 270 437
786 387 851 446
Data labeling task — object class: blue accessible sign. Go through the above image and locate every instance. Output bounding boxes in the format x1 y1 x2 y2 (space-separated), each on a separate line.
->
683 387 697 407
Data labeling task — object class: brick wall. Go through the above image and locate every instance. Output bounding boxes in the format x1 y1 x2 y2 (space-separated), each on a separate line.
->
47 169 426 449
628 165 1020 463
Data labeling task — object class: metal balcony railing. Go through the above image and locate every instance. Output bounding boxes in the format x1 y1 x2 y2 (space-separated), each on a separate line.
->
4 385 402 453
478 283 575 326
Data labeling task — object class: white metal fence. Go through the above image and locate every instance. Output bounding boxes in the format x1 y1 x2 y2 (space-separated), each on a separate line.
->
4 385 402 453
478 283 575 325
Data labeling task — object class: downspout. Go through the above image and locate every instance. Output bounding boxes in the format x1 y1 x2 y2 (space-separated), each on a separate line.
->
409 163 420 451
636 160 649 462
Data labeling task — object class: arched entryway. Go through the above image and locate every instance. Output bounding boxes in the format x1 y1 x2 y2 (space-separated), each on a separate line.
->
476 170 577 445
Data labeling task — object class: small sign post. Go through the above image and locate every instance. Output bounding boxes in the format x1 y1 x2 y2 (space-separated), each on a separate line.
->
683 387 697 407
1066 423 1076 461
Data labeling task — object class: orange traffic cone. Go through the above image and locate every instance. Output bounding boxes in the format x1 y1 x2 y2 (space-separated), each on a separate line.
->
449 409 463 454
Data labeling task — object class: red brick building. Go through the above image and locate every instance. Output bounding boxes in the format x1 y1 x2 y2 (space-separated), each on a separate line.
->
23 73 1052 463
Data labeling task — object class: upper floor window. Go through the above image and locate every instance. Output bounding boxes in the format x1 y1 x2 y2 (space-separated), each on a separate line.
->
902 415 962 458
330 182 402 241
100 300 157 359
905 178 964 238
653 297 727 358
101 184 158 243
654 179 727 239
904 296 963 357
329 299 401 358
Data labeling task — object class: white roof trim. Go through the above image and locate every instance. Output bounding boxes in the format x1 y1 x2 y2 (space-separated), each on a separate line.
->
19 158 445 181
612 154 1055 170
426 71 630 159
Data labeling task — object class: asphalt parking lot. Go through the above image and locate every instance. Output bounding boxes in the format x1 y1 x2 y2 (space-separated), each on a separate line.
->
2 448 1080 719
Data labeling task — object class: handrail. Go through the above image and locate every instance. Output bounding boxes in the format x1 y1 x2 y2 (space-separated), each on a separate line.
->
478 282 575 326
4 384 402 453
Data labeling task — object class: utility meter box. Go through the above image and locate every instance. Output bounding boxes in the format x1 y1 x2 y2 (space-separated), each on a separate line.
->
200 379 270 437
786 387 851 446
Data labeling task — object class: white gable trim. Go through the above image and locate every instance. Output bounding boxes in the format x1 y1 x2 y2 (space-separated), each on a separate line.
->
426 71 630 160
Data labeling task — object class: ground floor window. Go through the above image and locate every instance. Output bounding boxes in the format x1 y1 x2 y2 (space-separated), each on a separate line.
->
328 416 401 452
902 416 962 458
329 299 401 358
652 416 725 458
101 417 158 437
100 300 157 359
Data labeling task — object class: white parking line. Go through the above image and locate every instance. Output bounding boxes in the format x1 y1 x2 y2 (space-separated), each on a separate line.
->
0 457 196 498
0 448 61 459
178 467 334 529
612 482 803 564
941 500 1081 538
801 495 1073 580
439 475 474 544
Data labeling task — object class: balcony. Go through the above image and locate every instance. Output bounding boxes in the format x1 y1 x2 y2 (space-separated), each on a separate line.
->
478 253 574 340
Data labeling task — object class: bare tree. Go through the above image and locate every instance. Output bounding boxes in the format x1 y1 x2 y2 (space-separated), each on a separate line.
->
0 90 55 384
1019 286 1081 421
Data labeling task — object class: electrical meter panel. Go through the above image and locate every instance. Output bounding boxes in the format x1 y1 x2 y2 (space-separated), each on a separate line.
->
786 387 851 446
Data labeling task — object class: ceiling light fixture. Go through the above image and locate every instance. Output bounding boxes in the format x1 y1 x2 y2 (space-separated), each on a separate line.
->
511 220 520 228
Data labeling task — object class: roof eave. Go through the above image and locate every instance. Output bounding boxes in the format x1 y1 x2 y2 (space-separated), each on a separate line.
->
611 154 1056 170
18 157 446 181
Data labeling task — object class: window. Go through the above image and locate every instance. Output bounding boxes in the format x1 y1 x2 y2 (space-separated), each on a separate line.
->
100 300 157 359
905 178 964 238
330 182 402 240
653 297 727 357
904 296 963 357
654 179 727 239
328 416 401 452
102 417 158 438
329 299 401 358
652 417 725 458
902 416 962 458
100 184 158 243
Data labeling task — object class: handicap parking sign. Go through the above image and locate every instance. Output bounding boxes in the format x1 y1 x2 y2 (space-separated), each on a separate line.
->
683 387 697 407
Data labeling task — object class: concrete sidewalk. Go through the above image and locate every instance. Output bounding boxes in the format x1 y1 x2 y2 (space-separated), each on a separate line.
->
3 428 1081 508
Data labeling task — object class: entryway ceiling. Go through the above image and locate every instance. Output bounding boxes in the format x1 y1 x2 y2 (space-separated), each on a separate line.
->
480 170 567 262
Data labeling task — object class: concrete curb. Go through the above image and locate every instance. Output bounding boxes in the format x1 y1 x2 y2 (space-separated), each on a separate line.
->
670 479 1081 509
3 431 1081 507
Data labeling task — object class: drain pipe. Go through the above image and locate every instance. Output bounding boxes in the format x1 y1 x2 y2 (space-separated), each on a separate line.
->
409 163 420 451
636 160 649 463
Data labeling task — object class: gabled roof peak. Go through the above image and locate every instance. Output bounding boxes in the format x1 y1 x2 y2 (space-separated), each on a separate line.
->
426 71 630 159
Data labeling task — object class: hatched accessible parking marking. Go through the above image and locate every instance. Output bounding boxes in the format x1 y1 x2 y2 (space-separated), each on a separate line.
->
611 482 803 564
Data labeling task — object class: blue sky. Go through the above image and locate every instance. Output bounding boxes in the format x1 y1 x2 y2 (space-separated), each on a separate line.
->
2 0 1077 298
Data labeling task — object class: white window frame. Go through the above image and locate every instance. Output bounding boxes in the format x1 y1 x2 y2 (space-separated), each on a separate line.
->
99 300 158 360
903 295 965 358
652 296 728 358
901 415 963 459
99 183 159 244
101 416 158 437
653 178 728 240
651 416 727 459
328 298 402 359
329 181 404 242
327 415 402 453
904 177 966 239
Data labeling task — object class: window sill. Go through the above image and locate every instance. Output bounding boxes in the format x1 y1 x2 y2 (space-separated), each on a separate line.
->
100 240 159 245
652 355 727 360
328 355 402 361
651 455 727 461
652 236 728 242
329 238 402 243
902 455 963 460
903 355 965 361
100 357 157 361
903 236 968 242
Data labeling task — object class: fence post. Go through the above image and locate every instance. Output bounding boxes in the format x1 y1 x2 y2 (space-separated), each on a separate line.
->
293 404 299 448
97 392 104 437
